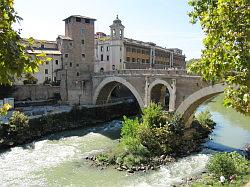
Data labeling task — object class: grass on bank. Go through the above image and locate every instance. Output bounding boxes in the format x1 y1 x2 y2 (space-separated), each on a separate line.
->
191 152 250 187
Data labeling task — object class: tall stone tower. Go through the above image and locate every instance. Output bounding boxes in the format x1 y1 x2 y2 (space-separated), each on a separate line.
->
57 15 96 105
109 15 125 70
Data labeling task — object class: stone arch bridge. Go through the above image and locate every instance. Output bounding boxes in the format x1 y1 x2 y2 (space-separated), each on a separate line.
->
91 69 225 123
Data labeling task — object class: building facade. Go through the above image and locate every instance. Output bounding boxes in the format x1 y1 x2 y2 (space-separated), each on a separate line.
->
94 16 186 73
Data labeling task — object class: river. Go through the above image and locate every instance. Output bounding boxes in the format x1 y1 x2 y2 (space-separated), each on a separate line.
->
0 94 249 187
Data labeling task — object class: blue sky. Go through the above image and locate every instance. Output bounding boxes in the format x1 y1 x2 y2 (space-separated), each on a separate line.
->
14 0 204 60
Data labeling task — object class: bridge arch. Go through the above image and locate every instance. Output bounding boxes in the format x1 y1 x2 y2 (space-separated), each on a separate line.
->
176 83 225 123
147 79 175 111
93 77 144 109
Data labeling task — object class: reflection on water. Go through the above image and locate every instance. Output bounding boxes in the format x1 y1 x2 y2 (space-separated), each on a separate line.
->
0 94 249 186
199 94 250 151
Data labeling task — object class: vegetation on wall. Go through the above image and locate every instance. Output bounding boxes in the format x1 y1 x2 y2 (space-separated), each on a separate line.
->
188 0 250 115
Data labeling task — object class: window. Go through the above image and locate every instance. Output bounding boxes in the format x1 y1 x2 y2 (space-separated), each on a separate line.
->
120 59 122 63
41 44 44 49
76 63 79 67
81 40 84 44
69 42 72 46
107 55 109 61
137 58 140 62
132 58 135 62
65 54 68 58
126 57 130 62
55 60 59 65
120 47 122 51
100 46 103 52
82 54 85 58
107 46 109 51
53 77 56 82
76 72 80 76
112 65 115 70
45 69 48 74
100 67 104 72
146 59 150 63
80 29 84 35
137 49 141 53
101 54 104 61
46 61 49 65
76 17 81 22
132 48 136 53
142 59 145 63
126 47 131 52
70 62 72 67
142 50 145 54
85 19 90 23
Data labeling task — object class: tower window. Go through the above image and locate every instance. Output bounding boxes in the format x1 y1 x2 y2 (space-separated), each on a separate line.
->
46 61 49 65
70 62 72 67
120 47 122 51
76 72 80 76
82 54 85 58
112 65 115 70
107 55 109 61
101 54 104 61
45 69 48 74
107 46 109 51
132 58 135 62
100 46 103 52
120 59 122 62
65 54 68 58
80 29 84 35
76 63 79 67
76 17 81 22
100 68 104 72
81 40 84 44
55 60 59 65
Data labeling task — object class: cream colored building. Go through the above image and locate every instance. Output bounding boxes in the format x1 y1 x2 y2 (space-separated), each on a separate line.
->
94 16 186 73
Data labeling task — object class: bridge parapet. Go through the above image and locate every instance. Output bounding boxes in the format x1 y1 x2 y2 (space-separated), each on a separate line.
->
92 69 191 77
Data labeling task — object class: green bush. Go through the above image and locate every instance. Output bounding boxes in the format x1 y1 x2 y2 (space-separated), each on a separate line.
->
207 152 249 179
96 153 109 163
121 117 140 139
8 111 29 132
195 110 214 129
142 103 164 128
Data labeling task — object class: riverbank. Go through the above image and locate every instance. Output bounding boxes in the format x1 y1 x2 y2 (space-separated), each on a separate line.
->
0 102 140 149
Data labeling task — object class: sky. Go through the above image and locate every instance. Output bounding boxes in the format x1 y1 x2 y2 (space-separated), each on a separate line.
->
14 0 204 60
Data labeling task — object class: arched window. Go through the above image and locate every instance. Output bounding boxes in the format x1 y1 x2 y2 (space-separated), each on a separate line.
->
100 67 104 72
112 65 115 70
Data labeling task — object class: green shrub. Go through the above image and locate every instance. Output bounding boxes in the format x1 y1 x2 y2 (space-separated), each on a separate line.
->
195 110 214 129
207 152 249 179
8 111 29 132
96 153 109 163
142 103 164 128
121 117 140 139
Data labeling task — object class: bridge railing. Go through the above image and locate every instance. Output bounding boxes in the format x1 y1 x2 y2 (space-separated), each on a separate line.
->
92 69 192 77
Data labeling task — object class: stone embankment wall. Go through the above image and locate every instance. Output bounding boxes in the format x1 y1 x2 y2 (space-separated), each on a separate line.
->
12 85 60 101
0 102 140 149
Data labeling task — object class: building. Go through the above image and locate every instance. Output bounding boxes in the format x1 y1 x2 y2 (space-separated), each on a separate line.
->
16 15 96 104
94 16 186 73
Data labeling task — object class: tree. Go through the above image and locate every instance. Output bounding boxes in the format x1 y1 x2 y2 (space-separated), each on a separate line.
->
0 0 51 115
188 0 250 115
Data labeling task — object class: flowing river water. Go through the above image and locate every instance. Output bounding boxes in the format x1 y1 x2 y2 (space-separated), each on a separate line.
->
0 94 249 187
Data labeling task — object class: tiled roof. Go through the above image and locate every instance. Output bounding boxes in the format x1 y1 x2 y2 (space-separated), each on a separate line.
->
63 15 96 21
57 35 73 40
